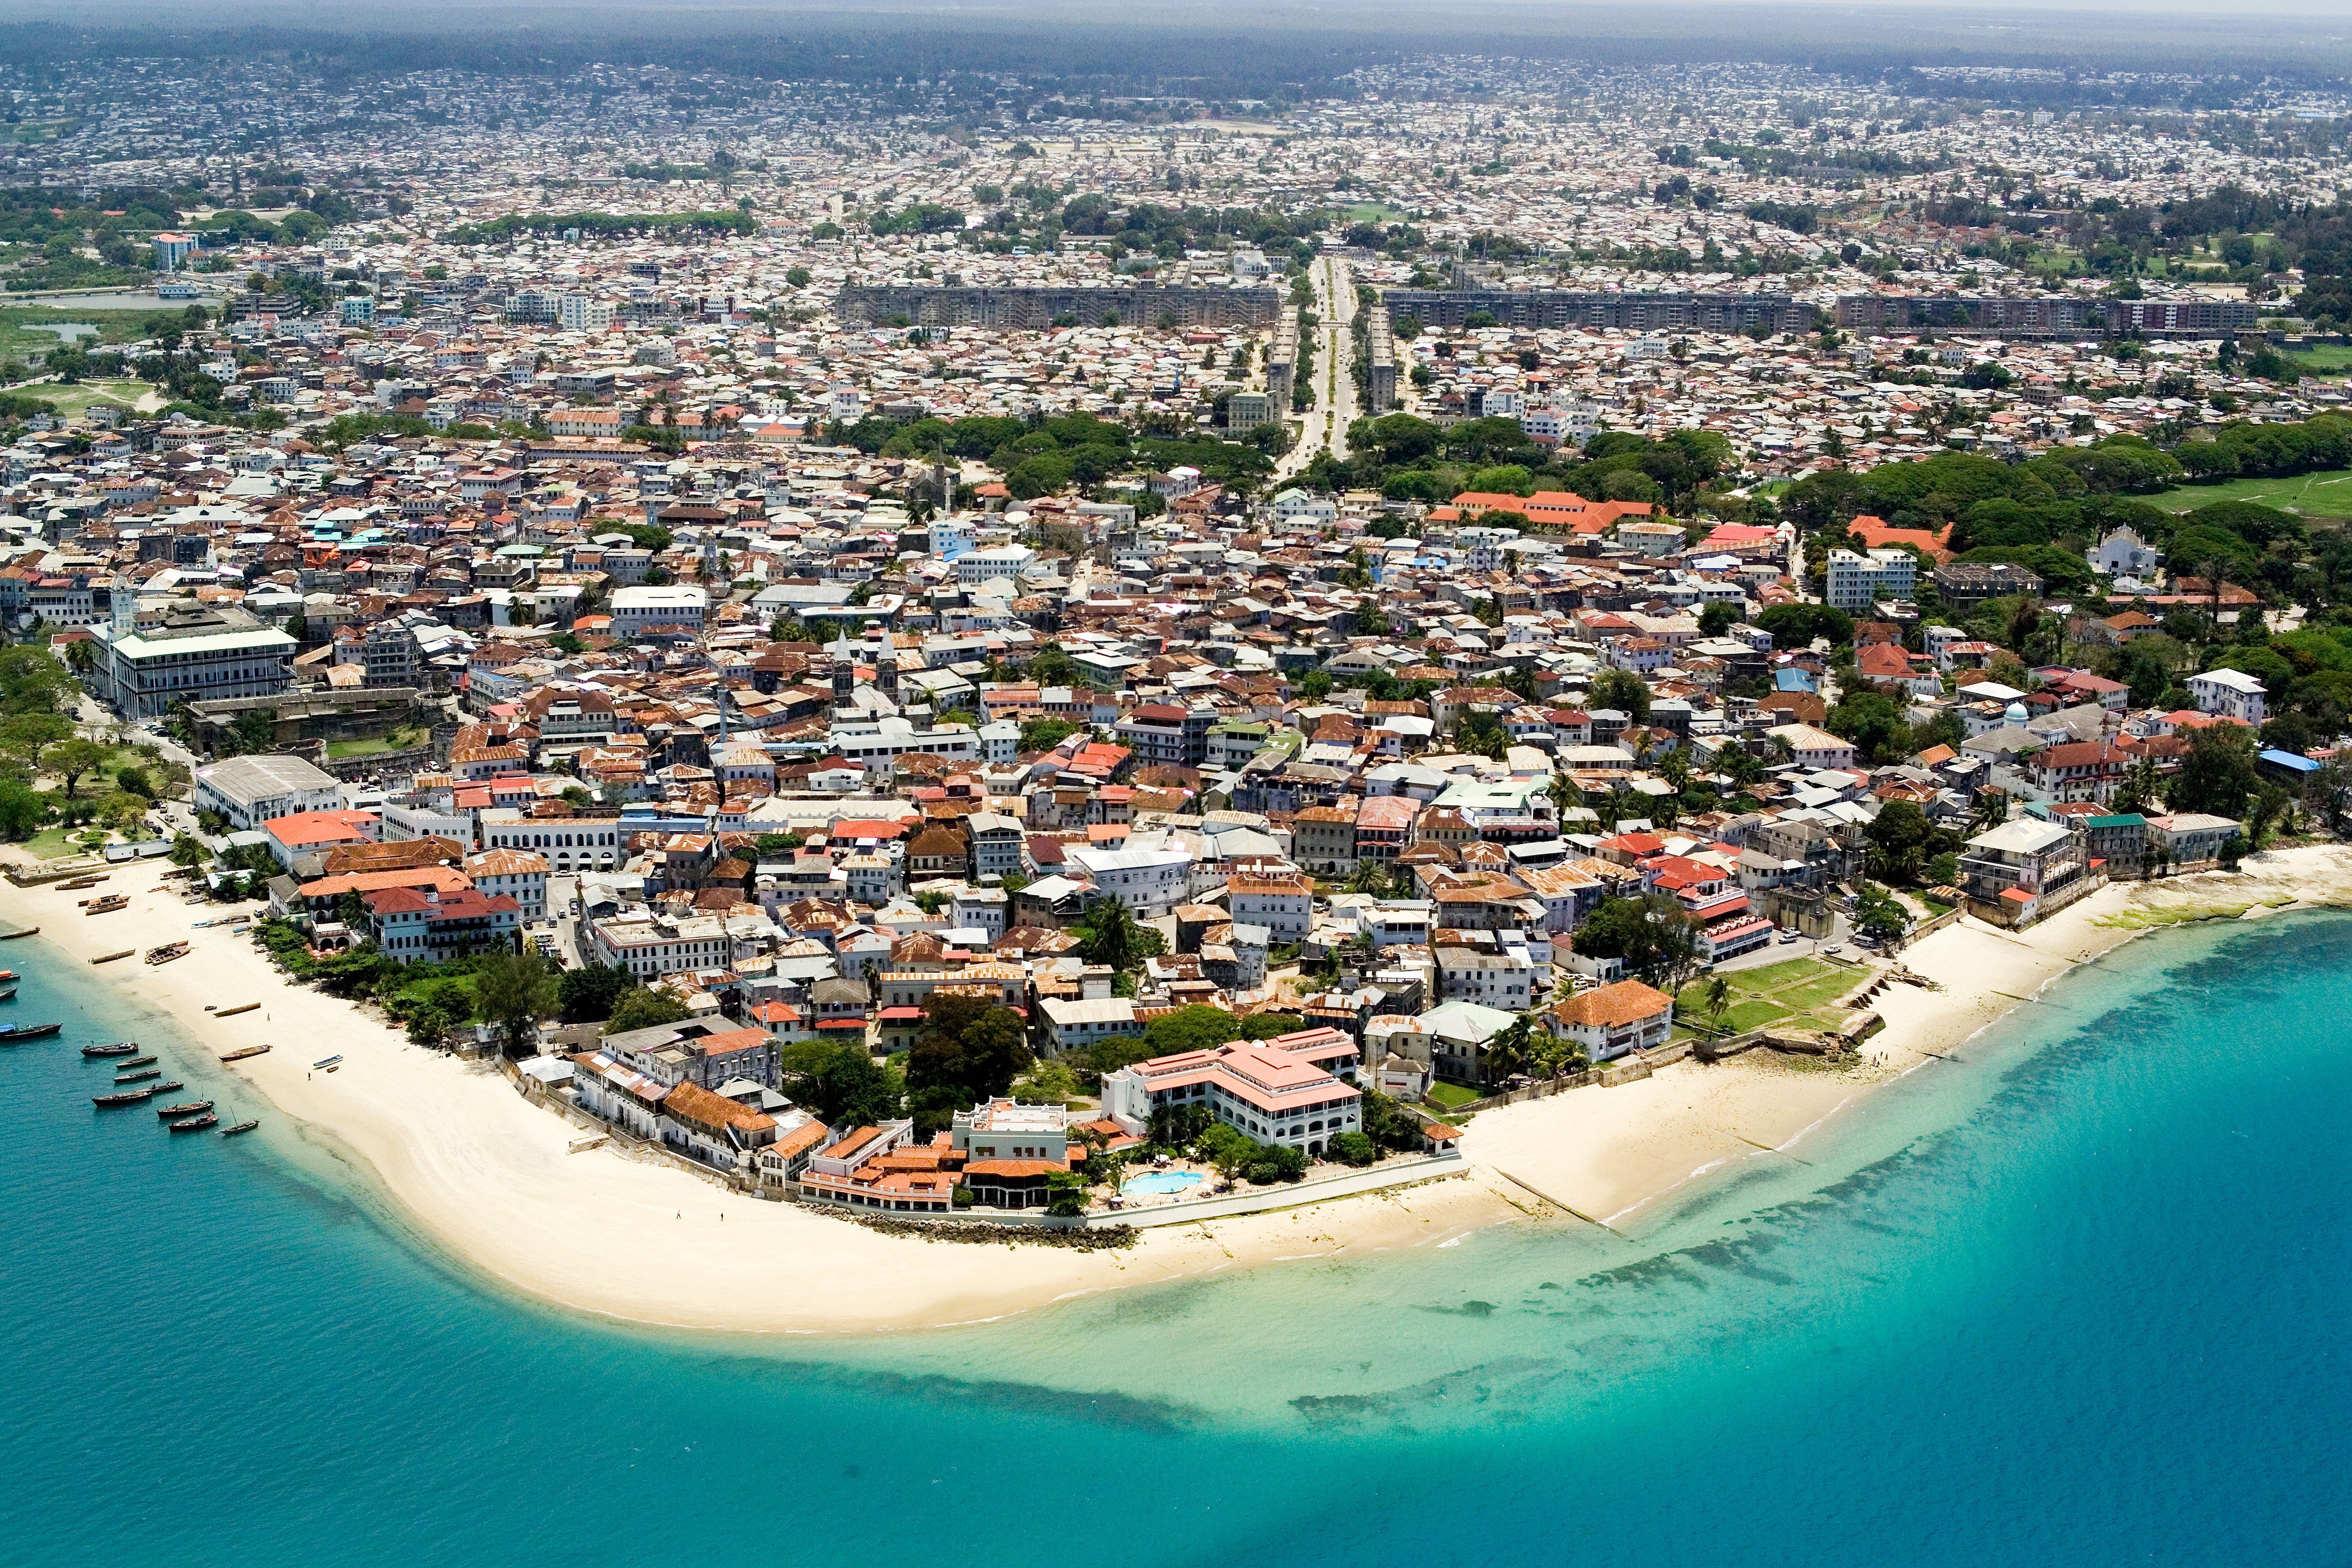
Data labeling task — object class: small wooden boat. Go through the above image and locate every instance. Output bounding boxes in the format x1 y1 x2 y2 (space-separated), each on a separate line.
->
168 1113 219 1133
156 1100 213 1119
220 1119 260 1137
0 970 19 981
83 1041 138 1057
144 942 190 966
0 927 39 939
92 1087 158 1106
83 897 130 916
59 876 107 891
313 1054 343 1069
217 1045 272 1063
215 1004 260 1019
90 950 135 964
0 983 15 1001
113 1055 157 1069
113 1068 161 1084
0 1022 62 1042
151 1081 183 1093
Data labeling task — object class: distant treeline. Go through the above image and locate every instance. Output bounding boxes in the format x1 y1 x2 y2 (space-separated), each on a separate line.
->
5 8 2352 91
440 211 756 245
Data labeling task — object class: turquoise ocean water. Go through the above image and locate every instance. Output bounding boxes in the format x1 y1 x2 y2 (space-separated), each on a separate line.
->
0 913 2343 1566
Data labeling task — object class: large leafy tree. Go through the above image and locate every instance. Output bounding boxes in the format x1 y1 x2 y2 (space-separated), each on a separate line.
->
1865 800 1934 885
474 948 558 1057
604 986 690 1036
1070 897 1164 974
2169 723 2260 819
1570 894 1700 990
905 993 1033 1129
557 962 636 1023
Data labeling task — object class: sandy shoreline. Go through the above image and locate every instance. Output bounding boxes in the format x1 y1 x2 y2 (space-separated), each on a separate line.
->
10 846 2349 1336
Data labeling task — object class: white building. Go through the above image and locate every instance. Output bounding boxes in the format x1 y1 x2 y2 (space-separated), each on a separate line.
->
1037 996 1142 1057
99 618 297 719
466 847 550 921
1764 723 1858 771
955 545 1035 585
1066 844 1195 920
1825 548 1917 612
2089 527 2162 577
193 754 341 832
559 294 614 332
2187 669 2265 726
608 586 709 637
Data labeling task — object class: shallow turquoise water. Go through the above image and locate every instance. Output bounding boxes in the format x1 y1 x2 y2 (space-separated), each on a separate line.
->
0 912 2343 1566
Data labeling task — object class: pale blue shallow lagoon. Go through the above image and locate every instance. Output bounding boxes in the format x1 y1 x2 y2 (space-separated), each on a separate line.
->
1 911 2344 1566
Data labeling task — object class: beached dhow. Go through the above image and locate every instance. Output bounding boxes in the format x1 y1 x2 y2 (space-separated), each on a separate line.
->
144 942 190 966
217 1045 271 1063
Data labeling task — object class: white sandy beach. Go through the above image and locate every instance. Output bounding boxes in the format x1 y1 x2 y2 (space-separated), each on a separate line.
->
11 845 2349 1334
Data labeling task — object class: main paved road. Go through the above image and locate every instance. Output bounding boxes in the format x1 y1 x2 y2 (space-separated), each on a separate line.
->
1274 254 1359 481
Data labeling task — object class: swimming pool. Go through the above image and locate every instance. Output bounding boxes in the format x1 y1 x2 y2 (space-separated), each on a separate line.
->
1120 1170 1206 1197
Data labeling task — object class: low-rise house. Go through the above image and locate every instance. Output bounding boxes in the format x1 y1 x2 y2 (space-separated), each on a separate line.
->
1544 978 1674 1063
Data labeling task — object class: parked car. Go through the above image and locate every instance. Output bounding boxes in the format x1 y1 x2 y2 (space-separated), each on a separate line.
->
1777 928 1800 944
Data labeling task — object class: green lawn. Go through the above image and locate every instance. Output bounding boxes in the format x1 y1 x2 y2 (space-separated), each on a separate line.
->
327 727 427 759
2288 344 2352 377
19 827 84 860
2152 467 2352 520
1423 1080 1484 1110
1678 957 1859 1036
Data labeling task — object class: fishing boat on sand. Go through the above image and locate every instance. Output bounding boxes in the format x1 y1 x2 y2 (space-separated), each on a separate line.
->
0 927 39 939
217 1045 272 1063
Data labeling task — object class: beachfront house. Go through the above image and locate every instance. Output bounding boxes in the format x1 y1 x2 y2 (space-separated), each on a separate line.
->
1959 817 2090 926
1544 978 1674 1063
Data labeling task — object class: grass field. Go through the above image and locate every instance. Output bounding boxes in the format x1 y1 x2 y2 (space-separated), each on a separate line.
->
2287 344 2352 377
327 728 427 759
18 380 155 416
2152 467 2352 519
1676 956 1859 1036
